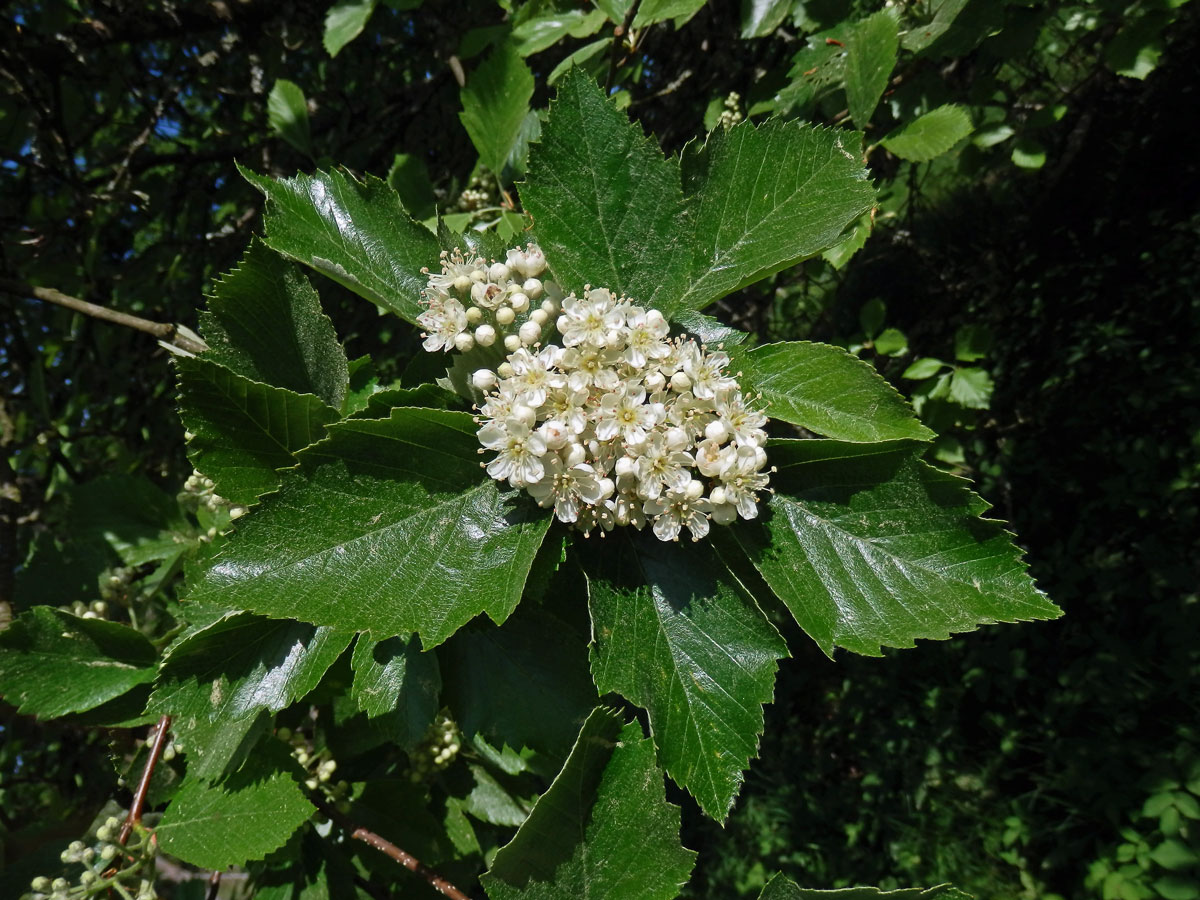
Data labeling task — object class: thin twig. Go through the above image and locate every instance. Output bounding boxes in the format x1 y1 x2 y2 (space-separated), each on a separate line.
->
119 715 172 846
0 279 207 354
605 3 638 94
311 798 472 900
205 871 221 900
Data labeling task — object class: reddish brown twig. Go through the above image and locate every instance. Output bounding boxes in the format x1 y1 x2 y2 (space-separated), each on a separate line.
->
119 715 172 846
205 870 221 900
311 798 471 900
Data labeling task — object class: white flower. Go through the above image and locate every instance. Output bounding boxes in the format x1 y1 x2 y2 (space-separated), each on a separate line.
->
558 288 626 348
596 384 657 444
717 445 771 519
714 388 768 446
684 347 735 400
634 432 694 500
560 345 622 393
507 346 564 408
643 487 712 542
623 307 670 368
526 456 604 523
477 418 547 487
418 297 468 352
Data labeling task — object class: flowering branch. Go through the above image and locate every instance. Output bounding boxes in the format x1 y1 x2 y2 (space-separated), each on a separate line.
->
310 797 472 900
119 715 172 846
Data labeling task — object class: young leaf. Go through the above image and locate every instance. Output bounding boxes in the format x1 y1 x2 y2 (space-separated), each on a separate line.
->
741 0 792 39
0 607 156 717
632 0 707 28
147 611 353 778
521 68 689 311
727 440 1061 657
737 341 934 442
157 771 315 868
200 241 349 410
585 535 787 821
460 43 535 175
350 633 441 728
845 9 899 128
880 105 974 162
176 358 339 507
901 0 969 52
670 121 875 316
441 608 598 763
267 79 312 156
482 711 696 899
239 166 440 323
187 408 552 647
758 873 972 900
323 0 377 57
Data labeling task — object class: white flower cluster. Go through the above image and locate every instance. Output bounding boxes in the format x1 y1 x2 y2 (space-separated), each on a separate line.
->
419 245 772 543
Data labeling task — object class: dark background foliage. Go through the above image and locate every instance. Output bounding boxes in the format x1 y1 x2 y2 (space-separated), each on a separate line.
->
3 0 1198 897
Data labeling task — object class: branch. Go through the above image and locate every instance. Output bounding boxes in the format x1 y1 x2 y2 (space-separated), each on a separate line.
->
310 798 472 900
0 279 206 354
119 715 172 846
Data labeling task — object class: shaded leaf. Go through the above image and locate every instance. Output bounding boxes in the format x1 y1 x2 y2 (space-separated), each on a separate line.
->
632 0 707 28
949 366 993 408
728 440 1061 657
741 0 792 39
880 105 974 162
187 408 551 648
737 341 934 442
71 474 188 567
350 634 441 732
483 711 696 899
845 9 899 128
0 607 156 718
240 166 440 324
200 241 349 410
324 0 377 57
267 79 312 155
461 43 535 174
901 0 969 52
176 358 339 507
157 770 315 868
671 120 875 316
441 608 597 763
586 535 786 821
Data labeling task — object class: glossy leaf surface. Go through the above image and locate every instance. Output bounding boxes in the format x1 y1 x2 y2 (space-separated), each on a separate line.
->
587 535 786 821
188 408 551 647
350 633 441 726
880 104 974 161
845 9 899 128
729 440 1060 656
461 43 535 174
738 341 934 442
240 166 439 323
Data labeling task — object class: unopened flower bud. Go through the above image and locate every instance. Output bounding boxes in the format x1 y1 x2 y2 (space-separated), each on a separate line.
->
705 420 729 443
524 277 543 299
644 371 666 392
472 369 497 391
453 275 472 294
466 306 483 323
522 246 546 275
497 362 514 378
512 404 537 427
510 292 530 313
685 479 705 500
518 321 541 345
563 442 587 467
530 309 548 326
453 332 475 352
495 307 515 326
665 427 690 451
474 324 497 346
670 371 692 392
488 262 510 283
504 334 521 352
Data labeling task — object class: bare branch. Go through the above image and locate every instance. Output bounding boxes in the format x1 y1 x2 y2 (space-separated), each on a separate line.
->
0 279 207 354
310 798 473 900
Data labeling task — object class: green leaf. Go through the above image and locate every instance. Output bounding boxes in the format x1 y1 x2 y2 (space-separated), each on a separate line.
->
513 11 605 56
954 324 992 362
740 0 791 38
350 634 441 730
0 607 156 717
727 440 1061 656
758 873 972 899
595 0 634 24
586 535 786 821
176 358 339 507
903 357 947 379
157 770 315 868
547 39 610 86
901 0 969 52
441 608 598 763
482 711 696 899
737 341 934 442
671 120 876 316
949 366 993 409
147 611 352 779
267 79 312 155
874 327 908 356
187 408 551 648
323 0 377 57
200 241 350 410
522 68 688 311
71 474 188 566
823 214 872 270
1011 138 1046 170
632 0 706 28
465 764 532 827
671 309 749 347
859 298 886 339
1154 876 1200 900
845 9 899 128
387 153 437 220
1151 839 1199 871
880 105 974 162
239 166 440 324
460 43 535 175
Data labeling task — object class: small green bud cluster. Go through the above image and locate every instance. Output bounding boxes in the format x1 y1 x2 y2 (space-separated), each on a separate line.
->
408 712 461 783
26 816 156 900
179 470 246 541
279 727 350 810
718 91 743 130
454 171 494 212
